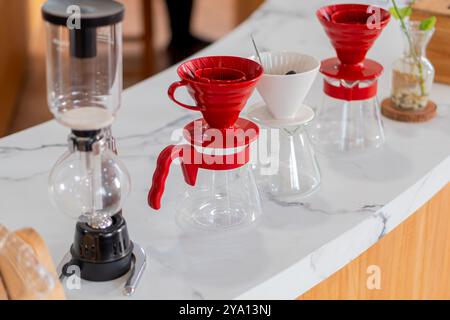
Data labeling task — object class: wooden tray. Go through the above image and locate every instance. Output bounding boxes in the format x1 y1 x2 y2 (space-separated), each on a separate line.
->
0 227 65 300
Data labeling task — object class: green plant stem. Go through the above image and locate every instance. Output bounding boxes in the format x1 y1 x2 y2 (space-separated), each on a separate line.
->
391 0 426 96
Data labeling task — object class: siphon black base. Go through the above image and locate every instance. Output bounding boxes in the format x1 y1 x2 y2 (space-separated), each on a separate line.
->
63 213 134 282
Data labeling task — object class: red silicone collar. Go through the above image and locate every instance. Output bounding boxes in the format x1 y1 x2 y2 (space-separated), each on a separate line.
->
323 79 378 101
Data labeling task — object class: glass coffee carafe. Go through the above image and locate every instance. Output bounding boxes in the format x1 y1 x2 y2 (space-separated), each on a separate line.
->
312 74 386 154
148 119 262 231
252 123 321 204
176 161 261 230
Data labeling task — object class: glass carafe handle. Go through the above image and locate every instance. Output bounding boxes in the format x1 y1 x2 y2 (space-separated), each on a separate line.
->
148 145 199 210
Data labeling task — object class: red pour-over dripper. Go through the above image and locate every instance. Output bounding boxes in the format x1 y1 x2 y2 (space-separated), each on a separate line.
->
168 56 263 129
317 3 390 66
316 4 390 101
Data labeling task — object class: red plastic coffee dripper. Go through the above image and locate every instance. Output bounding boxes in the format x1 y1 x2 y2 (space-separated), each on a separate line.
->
168 56 263 129
317 4 390 101
317 3 390 66
194 67 247 84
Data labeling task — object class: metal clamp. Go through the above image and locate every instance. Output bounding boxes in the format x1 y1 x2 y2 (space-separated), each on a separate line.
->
124 242 147 296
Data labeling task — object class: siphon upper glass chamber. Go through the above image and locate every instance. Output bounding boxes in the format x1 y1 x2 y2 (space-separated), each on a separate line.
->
42 0 124 131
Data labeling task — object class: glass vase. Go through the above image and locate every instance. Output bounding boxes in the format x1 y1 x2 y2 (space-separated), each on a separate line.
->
391 21 435 110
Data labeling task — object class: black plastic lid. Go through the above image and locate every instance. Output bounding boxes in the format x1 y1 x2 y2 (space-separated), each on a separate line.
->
42 0 124 28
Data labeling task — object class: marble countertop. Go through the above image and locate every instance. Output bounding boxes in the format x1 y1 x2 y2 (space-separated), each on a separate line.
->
1 0 449 300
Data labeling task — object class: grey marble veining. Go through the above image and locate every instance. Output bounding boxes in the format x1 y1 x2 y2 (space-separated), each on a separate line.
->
0 0 449 299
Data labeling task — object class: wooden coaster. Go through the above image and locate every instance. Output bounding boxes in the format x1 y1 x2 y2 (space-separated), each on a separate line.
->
381 98 437 123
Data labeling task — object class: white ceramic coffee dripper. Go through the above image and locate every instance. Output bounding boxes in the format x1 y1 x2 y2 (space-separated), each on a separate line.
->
251 51 320 120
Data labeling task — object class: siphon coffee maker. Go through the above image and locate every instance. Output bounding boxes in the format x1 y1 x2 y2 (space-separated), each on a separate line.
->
42 0 145 296
148 56 264 231
248 51 321 203
311 4 391 154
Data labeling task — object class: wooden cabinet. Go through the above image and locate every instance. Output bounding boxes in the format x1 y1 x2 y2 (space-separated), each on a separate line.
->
235 0 265 24
412 0 450 84
0 0 27 136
